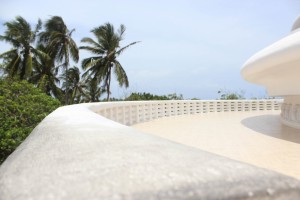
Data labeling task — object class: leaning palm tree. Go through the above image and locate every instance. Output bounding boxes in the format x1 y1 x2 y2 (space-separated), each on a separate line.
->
0 16 43 79
80 23 139 101
39 16 79 104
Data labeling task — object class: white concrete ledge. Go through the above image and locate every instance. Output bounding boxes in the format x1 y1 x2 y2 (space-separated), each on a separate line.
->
0 100 299 200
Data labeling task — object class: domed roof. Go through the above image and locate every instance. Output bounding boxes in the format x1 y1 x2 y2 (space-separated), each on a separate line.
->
291 16 300 32
241 15 300 96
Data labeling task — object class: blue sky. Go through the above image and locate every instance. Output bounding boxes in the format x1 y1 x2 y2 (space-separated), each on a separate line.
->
0 0 299 99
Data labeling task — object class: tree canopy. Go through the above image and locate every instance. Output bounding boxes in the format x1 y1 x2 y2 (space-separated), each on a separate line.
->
0 16 44 80
0 78 60 163
80 23 139 101
0 16 139 104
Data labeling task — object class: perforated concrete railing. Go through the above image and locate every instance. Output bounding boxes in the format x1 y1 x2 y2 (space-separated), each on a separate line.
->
93 99 282 125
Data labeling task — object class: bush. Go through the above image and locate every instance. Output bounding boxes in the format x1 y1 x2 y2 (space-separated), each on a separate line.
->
217 89 245 100
0 79 61 164
125 92 183 101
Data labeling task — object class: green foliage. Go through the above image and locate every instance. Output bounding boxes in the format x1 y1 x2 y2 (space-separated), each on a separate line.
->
0 16 43 80
39 16 79 105
218 89 245 100
61 66 86 104
81 77 104 102
1 16 140 104
80 23 139 101
167 93 183 100
125 92 183 101
0 79 60 164
29 44 61 99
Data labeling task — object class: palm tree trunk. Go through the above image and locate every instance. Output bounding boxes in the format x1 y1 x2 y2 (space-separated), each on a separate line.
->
65 65 69 105
106 68 112 101
20 50 29 80
106 77 111 101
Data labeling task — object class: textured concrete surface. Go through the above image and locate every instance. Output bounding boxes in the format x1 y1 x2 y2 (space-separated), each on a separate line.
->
0 104 300 200
133 111 300 180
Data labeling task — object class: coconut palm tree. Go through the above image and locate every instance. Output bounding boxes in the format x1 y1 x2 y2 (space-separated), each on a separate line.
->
81 77 104 102
30 44 61 98
61 66 86 104
39 16 79 104
80 23 139 101
0 16 43 79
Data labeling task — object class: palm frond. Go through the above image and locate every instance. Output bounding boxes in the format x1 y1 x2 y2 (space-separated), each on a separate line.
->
68 38 79 62
81 57 102 70
31 48 50 61
114 60 129 87
32 19 42 42
118 24 126 40
116 41 140 56
0 35 21 47
79 45 105 55
0 49 18 58
7 54 21 77
80 37 103 49
44 16 67 33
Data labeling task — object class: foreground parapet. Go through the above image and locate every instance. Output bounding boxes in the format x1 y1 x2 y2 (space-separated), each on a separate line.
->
241 16 300 129
0 102 299 200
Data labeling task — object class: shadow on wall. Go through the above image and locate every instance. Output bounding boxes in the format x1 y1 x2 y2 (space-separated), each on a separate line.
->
241 115 300 144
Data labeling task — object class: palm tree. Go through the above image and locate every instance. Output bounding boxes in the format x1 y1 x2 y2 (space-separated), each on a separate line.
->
39 16 79 104
61 66 86 104
81 77 104 102
0 16 43 79
30 44 61 98
80 23 139 101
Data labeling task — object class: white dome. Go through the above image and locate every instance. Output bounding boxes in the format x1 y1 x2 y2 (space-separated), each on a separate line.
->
291 16 300 32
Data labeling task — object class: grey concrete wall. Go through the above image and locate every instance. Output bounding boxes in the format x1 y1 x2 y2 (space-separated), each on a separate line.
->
0 103 299 200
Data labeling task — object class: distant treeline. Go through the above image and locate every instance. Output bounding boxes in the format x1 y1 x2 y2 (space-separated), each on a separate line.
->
110 92 185 101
